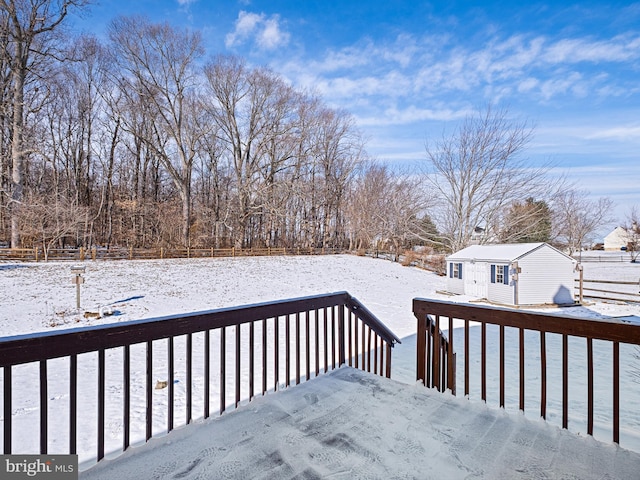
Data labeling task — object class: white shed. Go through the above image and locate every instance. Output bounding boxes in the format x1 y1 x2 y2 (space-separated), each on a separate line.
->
446 243 576 306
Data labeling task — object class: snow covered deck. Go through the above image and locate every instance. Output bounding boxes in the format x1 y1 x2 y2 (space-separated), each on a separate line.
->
80 367 640 480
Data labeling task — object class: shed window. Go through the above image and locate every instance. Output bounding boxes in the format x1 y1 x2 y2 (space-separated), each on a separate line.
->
449 262 462 279
491 264 509 285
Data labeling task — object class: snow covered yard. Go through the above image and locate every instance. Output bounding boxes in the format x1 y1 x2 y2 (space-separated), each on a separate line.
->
0 254 448 339
1 253 640 470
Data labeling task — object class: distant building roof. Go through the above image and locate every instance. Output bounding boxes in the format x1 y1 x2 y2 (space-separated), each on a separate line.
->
604 226 631 250
447 242 573 263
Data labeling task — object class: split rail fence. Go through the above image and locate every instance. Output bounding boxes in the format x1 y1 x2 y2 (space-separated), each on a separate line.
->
0 246 343 262
576 278 640 304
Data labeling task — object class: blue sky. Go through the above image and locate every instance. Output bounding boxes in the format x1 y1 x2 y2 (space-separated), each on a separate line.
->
75 1 640 227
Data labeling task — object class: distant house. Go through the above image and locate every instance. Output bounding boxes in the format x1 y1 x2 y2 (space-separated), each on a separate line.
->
604 226 632 251
446 242 576 306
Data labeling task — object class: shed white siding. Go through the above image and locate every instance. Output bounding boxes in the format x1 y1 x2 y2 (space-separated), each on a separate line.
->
517 247 575 305
446 261 465 294
446 243 576 306
487 263 514 305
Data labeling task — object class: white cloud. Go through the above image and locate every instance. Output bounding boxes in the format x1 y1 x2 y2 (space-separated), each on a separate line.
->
274 25 640 126
225 11 290 50
586 125 640 141
541 35 640 64
258 16 290 50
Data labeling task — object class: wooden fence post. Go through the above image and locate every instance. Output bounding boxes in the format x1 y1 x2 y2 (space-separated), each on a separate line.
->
80 247 85 261
34 247 39 262
92 248 97 260
579 265 584 304
129 246 133 260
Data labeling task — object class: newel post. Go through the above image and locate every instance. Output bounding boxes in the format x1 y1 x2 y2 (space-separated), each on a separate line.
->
416 309 427 385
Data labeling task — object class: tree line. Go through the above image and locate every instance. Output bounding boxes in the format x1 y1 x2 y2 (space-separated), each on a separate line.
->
0 1 614 256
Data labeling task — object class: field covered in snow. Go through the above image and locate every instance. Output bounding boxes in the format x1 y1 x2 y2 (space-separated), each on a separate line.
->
1 253 640 467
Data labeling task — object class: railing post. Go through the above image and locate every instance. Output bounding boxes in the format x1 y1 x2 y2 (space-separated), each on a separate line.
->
338 304 346 366
416 313 426 385
4 366 12 453
385 343 392 378
451 352 457 396
433 316 441 391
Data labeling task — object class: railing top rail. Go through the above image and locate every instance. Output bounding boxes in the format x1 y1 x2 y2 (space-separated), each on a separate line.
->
0 292 354 367
346 296 402 346
413 298 640 345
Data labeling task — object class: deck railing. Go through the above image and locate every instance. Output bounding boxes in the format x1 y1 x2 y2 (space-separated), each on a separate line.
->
414 309 456 394
0 292 399 464
414 298 640 448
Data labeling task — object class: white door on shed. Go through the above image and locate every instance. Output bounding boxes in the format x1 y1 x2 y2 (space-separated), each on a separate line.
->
464 262 487 298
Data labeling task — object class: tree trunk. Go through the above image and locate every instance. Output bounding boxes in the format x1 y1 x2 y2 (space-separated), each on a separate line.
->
9 67 25 248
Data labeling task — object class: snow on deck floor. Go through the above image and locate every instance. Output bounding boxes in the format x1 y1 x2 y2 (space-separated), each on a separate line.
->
80 367 640 480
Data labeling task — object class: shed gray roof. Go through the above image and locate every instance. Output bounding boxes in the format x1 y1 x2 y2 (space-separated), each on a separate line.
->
447 242 574 263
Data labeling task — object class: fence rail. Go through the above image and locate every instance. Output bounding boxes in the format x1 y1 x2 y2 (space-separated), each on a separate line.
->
576 278 640 303
0 292 400 464
414 298 640 448
577 255 636 263
0 246 343 262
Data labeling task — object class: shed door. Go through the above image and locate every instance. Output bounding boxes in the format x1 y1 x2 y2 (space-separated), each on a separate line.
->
464 262 487 298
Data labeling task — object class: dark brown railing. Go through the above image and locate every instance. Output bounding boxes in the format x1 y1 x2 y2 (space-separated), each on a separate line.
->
414 298 640 448
414 310 456 394
0 292 399 463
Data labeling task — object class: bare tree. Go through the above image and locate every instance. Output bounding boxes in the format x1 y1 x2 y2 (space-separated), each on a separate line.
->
1 0 89 247
0 13 12 241
311 107 364 248
623 206 640 262
109 16 207 247
421 105 556 252
551 188 614 256
347 163 426 254
204 56 301 248
20 191 88 260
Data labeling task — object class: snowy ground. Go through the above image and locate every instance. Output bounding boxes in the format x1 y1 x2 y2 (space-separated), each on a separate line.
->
1 254 640 467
